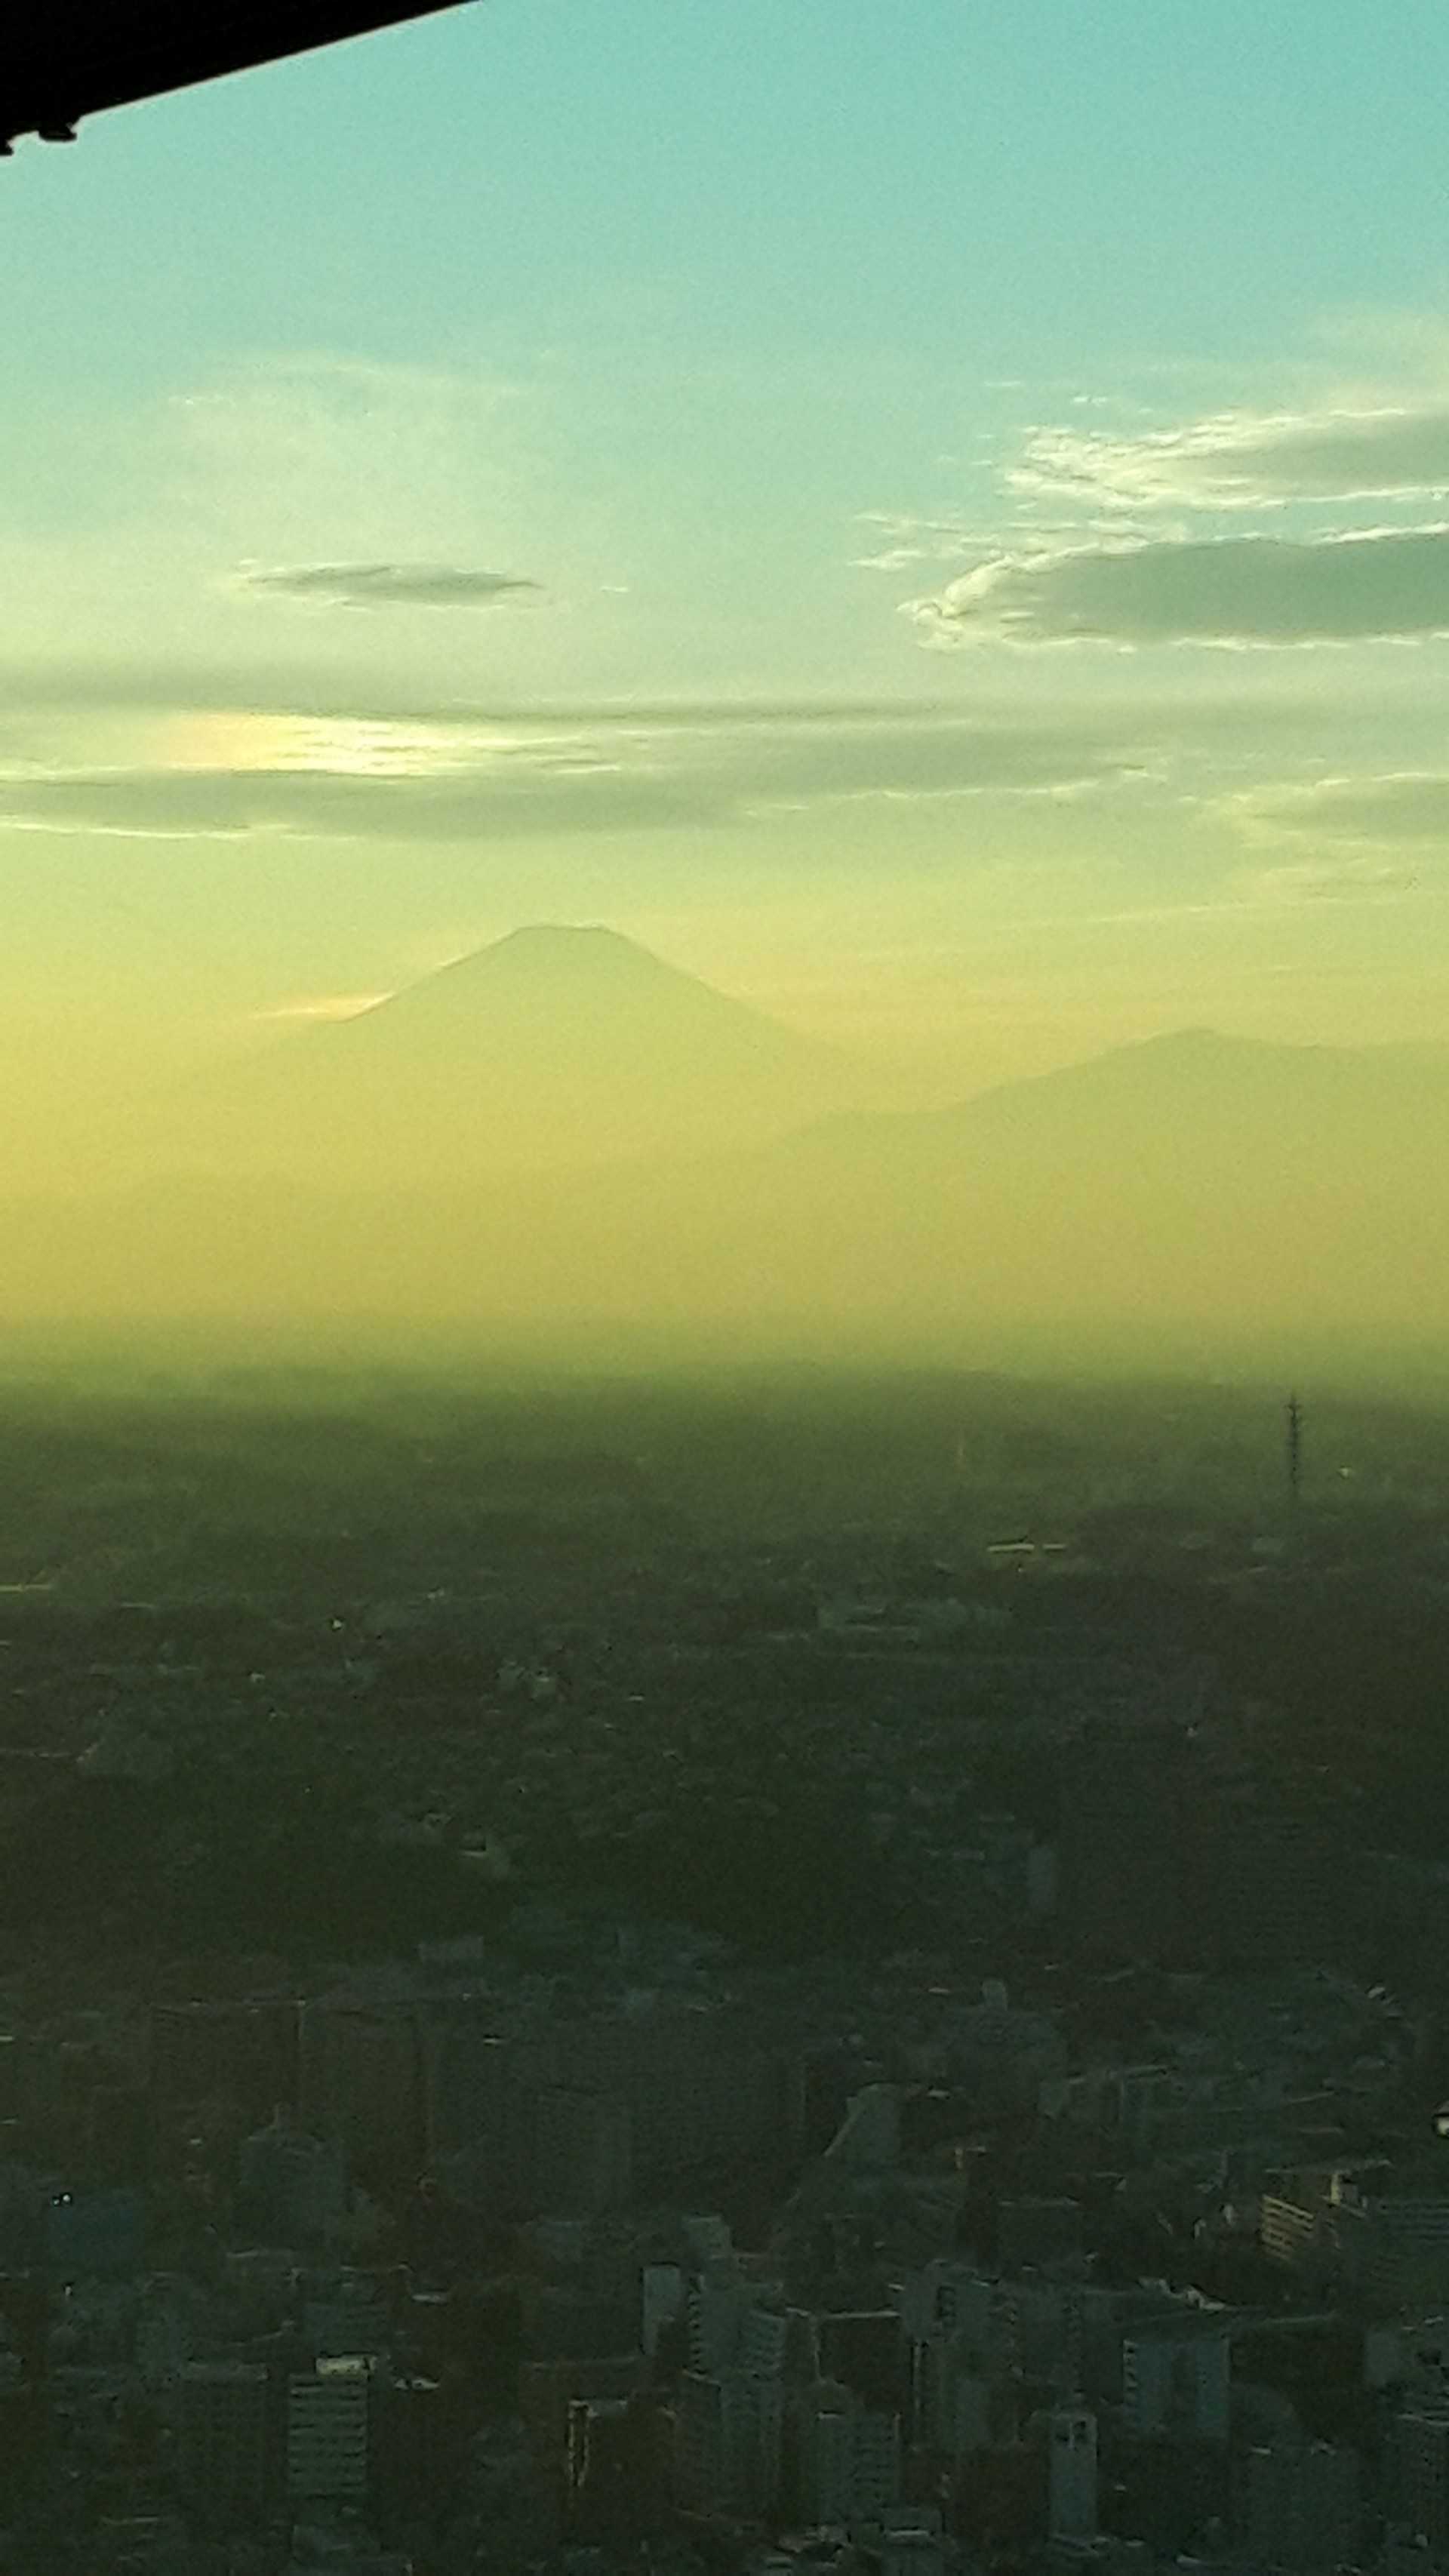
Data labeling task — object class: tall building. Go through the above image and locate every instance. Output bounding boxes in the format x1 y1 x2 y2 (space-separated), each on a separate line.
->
175 2361 270 2524
793 2377 857 2525
687 2276 758 2376
673 2366 783 2519
791 2375 901 2524
287 2356 371 2501
1357 2193 1449 2311
918 2337 992 2463
1122 2318 1231 2443
1002 2278 1083 2391
1398 2406 1449 2546
641 2261 685 2358
1048 2407 1098 2545
740 2303 792 2379
853 2404 903 2515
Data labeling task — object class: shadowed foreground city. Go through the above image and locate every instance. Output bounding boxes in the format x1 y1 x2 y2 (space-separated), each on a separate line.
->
2 1365 1449 2573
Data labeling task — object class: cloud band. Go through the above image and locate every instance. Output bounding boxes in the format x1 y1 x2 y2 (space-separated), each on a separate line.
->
913 524 1449 648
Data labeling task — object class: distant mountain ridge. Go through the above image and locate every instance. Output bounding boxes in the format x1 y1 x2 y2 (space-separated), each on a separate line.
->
162 922 903 1182
8 959 1449 1356
783 1022 1449 1162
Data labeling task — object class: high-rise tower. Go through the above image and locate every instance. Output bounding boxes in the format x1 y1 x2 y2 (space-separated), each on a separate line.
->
1049 2406 1099 2544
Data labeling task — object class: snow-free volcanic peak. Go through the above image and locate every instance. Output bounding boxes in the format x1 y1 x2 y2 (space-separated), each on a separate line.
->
170 924 892 1184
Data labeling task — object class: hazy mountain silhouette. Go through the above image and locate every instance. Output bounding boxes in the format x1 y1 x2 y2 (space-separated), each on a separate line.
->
728 1026 1449 1340
779 1024 1449 1180
161 924 899 1183
9 1021 1449 1360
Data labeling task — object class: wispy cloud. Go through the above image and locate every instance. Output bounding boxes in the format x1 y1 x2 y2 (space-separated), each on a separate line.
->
0 766 712 844
1241 771 1449 845
910 524 1449 648
851 510 983 571
0 665 976 728
1011 402 1449 513
236 562 540 611
0 705 1178 844
1244 855 1422 903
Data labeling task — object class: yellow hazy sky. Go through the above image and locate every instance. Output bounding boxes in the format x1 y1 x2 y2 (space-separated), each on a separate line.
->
6 0 1449 1190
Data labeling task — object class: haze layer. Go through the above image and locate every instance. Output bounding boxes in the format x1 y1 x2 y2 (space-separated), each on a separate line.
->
5 2 1449 1368
5 927 1444 1366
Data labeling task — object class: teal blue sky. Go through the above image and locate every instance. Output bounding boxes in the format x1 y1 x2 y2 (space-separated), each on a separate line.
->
5 0 1449 1157
16 1 1449 397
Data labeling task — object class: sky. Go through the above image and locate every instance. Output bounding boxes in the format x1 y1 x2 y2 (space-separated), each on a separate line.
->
6 0 1449 1177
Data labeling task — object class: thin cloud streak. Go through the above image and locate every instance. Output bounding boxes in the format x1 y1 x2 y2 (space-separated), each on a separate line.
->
235 562 541 611
1241 771 1449 845
1011 402 1449 513
0 708 1194 844
0 688 1421 857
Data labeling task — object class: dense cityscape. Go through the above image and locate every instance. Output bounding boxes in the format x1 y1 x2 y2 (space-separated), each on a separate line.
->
0 1369 1447 2575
